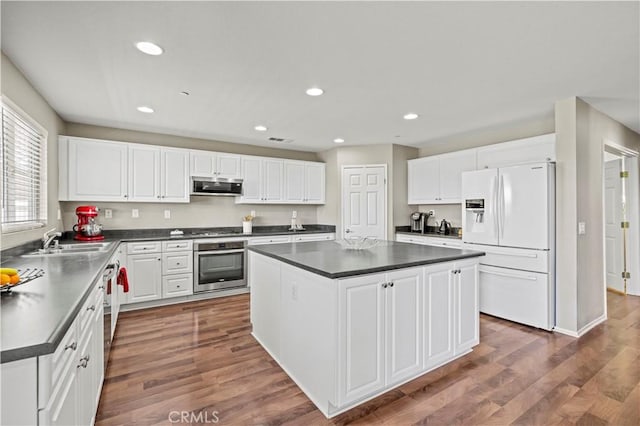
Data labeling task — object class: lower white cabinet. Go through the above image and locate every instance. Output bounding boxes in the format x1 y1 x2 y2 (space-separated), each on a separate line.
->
162 274 193 298
127 252 163 303
338 267 422 405
39 281 104 426
396 233 462 248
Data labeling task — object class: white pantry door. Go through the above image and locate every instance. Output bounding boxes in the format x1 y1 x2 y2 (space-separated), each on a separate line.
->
342 165 387 240
605 159 624 293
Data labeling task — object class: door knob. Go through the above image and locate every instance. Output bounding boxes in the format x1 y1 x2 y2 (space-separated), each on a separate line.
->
345 229 352 233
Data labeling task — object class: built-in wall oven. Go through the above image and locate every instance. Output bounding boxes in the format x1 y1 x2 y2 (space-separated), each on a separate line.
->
193 239 247 293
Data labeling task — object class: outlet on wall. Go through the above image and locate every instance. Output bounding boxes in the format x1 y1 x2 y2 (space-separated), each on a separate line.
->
164 210 171 219
131 209 139 218
292 210 297 219
250 210 256 218
104 209 113 219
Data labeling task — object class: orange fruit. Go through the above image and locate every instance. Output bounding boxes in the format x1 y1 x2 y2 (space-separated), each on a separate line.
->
0 274 10 285
10 274 20 285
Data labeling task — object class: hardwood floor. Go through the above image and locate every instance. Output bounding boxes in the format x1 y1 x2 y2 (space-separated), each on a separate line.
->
96 292 640 425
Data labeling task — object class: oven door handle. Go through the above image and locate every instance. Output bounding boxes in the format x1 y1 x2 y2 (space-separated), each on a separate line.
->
196 249 245 255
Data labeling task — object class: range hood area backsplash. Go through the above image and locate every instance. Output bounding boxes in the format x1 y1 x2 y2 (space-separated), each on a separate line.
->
59 197 319 231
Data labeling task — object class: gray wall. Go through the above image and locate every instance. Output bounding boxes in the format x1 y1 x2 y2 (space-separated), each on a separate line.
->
556 97 640 334
1 53 66 249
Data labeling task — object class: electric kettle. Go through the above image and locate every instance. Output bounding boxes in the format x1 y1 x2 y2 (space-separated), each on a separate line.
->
438 219 452 235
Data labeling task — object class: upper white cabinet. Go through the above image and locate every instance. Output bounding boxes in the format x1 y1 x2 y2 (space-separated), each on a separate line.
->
408 149 476 204
476 133 556 169
60 137 189 203
283 161 325 204
237 157 285 203
189 150 241 179
60 136 129 202
160 148 189 202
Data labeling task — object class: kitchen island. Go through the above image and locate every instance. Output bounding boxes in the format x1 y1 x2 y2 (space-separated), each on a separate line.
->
248 240 484 418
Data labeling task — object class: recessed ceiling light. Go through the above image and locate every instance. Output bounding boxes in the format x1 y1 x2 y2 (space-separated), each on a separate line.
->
333 138 345 144
403 113 419 120
306 87 324 96
137 106 154 113
254 125 268 132
135 41 163 56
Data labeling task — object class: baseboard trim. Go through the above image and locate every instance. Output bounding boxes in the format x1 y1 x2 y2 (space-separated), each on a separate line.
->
553 314 607 338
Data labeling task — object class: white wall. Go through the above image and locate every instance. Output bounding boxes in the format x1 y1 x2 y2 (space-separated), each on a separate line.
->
1 53 65 249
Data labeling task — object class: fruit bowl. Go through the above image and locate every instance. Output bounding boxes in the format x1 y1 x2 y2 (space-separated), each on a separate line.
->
0 268 45 293
336 237 380 251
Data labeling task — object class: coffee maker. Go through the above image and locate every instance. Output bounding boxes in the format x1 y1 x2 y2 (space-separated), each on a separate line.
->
73 205 104 241
410 212 425 233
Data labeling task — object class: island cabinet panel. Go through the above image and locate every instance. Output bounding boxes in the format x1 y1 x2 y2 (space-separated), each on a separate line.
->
384 268 422 385
338 273 386 406
456 260 480 352
249 253 282 357
422 263 455 369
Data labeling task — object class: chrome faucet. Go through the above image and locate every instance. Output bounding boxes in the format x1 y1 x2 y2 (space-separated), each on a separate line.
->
43 229 62 250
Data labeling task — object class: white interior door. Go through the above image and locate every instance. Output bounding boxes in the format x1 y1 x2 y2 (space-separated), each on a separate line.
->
342 166 387 240
605 159 624 292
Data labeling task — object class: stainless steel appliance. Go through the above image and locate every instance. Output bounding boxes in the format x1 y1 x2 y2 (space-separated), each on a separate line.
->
193 239 247 292
191 177 243 196
102 262 117 373
410 212 425 233
438 219 452 235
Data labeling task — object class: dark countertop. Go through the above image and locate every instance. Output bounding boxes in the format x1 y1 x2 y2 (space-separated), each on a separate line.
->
0 244 116 363
248 240 484 279
0 224 335 363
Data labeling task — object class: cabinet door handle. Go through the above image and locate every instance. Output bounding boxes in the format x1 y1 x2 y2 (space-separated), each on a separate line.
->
388 282 394 287
157 195 161 199
87 305 95 312
124 194 128 198
382 283 388 288
176 262 181 265
65 342 77 351
157 258 161 261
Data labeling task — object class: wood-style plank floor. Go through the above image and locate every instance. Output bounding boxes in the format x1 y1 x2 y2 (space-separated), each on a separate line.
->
96 292 640 425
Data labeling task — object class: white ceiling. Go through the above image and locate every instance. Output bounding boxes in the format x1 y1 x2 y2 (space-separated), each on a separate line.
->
2 1 638 152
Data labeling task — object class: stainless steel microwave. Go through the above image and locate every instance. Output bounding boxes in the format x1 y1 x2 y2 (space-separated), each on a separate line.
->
191 177 243 196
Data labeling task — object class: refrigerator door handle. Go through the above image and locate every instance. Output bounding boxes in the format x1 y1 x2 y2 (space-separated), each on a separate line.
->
493 175 500 241
480 269 538 281
499 174 505 238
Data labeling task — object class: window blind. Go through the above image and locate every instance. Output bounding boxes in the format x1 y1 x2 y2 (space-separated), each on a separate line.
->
1 99 47 232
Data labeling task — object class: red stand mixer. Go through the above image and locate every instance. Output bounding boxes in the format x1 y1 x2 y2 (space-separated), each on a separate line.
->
73 206 104 241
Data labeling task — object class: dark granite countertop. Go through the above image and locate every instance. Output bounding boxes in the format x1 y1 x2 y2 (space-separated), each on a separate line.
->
0 224 335 363
0 243 117 363
248 240 484 279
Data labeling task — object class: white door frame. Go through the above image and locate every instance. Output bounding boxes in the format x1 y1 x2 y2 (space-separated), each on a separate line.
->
341 164 388 240
602 140 640 298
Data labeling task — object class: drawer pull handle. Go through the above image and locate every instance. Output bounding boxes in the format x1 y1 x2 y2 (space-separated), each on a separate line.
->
176 262 181 265
65 342 77 351
87 305 95 312
77 355 90 368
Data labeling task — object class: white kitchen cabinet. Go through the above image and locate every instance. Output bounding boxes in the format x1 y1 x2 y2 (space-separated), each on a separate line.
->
161 148 190 202
128 144 160 202
408 149 477 204
126 252 163 303
39 359 78 426
189 150 241 179
248 235 292 245
476 133 555 169
162 251 193 275
455 260 479 353
237 157 283 203
162 274 193 298
60 136 129 202
284 161 326 204
338 267 422 405
422 263 454 368
292 233 335 242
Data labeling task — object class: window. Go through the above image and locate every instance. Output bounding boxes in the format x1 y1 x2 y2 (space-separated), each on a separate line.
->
1 97 47 233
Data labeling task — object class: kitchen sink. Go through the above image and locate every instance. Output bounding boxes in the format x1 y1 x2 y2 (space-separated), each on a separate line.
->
23 242 113 257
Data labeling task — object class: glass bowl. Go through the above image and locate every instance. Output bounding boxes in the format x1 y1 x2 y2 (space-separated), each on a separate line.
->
337 237 379 250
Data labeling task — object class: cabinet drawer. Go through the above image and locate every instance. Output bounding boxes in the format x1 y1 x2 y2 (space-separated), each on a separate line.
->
463 243 548 273
127 241 162 254
292 233 334 242
162 240 193 252
78 284 101 337
50 318 78 394
162 274 193 298
421 237 462 249
249 236 291 245
162 251 193 275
